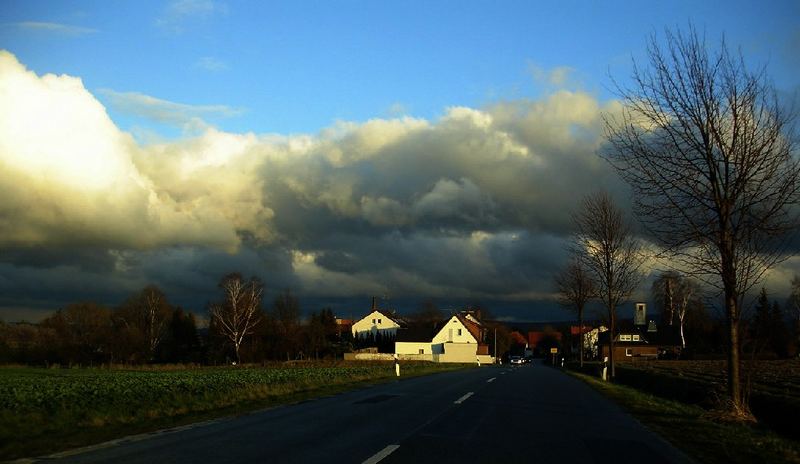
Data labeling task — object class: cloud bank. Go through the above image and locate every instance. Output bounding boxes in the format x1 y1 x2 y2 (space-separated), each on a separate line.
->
2 50 793 320
0 49 621 316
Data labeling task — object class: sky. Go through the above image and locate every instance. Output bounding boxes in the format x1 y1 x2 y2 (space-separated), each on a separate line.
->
0 0 798 323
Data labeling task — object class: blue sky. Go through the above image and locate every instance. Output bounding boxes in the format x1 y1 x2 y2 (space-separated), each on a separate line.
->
3 1 797 137
0 1 798 322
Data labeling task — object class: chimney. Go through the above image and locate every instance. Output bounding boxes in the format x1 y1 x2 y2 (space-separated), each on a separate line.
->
371 296 377 311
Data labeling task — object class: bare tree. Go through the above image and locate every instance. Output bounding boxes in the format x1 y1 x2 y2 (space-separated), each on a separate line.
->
272 288 301 360
209 273 264 364
572 192 643 378
554 256 596 367
603 26 800 415
653 271 701 348
675 277 702 349
409 300 445 328
117 285 172 361
651 270 679 326
789 275 800 351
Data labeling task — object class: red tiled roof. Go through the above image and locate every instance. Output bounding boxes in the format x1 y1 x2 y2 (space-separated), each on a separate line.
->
570 325 592 336
457 314 483 342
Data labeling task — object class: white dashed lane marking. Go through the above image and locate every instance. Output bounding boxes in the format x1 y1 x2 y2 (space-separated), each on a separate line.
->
362 445 400 464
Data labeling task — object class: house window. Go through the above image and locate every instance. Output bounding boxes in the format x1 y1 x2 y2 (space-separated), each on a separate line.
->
625 348 633 357
418 348 424 354
632 335 640 341
372 318 376 324
620 334 632 341
457 329 462 336
378 318 382 324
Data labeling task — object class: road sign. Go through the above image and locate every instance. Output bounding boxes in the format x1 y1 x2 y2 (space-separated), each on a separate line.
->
550 347 558 354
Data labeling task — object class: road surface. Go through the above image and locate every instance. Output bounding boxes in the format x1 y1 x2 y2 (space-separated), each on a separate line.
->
41 361 692 463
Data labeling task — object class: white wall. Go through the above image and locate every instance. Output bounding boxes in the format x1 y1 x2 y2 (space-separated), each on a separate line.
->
396 341 432 355
396 342 444 355
351 310 401 337
438 342 478 362
432 316 478 344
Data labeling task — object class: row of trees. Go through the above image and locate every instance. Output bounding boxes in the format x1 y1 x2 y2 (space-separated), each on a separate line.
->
1 274 525 366
558 25 799 418
0 294 200 366
0 276 353 366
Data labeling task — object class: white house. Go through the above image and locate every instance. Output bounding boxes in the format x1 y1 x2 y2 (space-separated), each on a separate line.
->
432 315 480 344
351 299 403 338
395 313 493 363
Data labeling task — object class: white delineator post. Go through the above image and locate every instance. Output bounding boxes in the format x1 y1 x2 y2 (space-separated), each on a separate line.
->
602 356 608 381
394 354 400 377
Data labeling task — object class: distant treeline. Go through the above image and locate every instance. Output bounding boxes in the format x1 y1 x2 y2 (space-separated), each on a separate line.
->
0 284 354 366
1 278 797 366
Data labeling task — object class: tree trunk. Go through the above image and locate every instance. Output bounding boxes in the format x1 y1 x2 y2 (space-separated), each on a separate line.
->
679 316 686 349
666 279 674 325
726 291 743 414
578 308 584 368
609 306 616 379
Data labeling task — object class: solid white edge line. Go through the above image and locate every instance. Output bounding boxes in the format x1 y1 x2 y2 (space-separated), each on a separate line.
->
487 377 496 383
362 444 400 464
454 392 474 404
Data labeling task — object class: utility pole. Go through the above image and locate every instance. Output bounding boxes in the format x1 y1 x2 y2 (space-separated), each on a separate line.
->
494 327 497 365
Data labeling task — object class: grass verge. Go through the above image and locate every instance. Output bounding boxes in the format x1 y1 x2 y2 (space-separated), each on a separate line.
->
568 371 800 464
1 362 468 461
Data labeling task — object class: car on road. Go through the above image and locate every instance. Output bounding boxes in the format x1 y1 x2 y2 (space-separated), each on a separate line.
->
510 356 525 365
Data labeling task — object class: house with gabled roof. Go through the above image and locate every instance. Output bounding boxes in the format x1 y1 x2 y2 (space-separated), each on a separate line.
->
598 319 682 360
351 297 404 338
395 311 492 363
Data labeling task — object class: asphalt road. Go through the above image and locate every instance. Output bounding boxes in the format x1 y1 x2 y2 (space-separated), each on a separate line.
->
44 361 693 464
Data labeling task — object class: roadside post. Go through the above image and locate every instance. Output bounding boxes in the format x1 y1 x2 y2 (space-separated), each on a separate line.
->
476 356 481 367
602 356 608 381
394 353 400 377
493 327 497 365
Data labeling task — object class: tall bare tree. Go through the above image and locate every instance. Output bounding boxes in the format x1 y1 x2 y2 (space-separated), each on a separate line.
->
554 256 596 367
651 270 679 326
117 285 172 361
652 271 701 348
789 275 800 352
272 288 301 360
209 273 264 363
572 192 643 378
603 26 800 415
675 277 701 350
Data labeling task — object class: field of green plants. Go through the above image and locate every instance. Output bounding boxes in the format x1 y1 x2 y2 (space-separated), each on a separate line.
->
0 362 461 460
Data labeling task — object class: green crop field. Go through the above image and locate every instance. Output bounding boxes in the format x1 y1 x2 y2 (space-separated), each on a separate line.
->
0 362 464 460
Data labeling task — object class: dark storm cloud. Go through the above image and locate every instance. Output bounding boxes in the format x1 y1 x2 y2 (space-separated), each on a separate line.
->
0 59 641 320
4 50 798 322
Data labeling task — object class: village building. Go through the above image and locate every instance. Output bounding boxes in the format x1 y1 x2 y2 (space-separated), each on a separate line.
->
350 298 404 339
598 304 682 360
394 312 493 363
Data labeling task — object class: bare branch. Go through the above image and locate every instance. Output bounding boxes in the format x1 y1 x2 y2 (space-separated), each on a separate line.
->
603 25 800 415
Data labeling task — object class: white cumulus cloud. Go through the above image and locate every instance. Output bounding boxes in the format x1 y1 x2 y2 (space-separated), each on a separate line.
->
0 49 671 309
